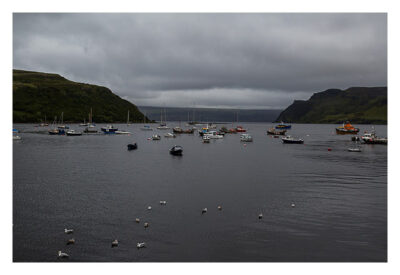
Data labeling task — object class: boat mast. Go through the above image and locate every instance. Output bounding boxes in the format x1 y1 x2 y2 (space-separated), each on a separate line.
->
127 110 130 125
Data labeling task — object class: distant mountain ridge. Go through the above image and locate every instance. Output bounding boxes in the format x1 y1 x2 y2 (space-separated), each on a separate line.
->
138 106 282 123
275 87 387 124
13 69 149 123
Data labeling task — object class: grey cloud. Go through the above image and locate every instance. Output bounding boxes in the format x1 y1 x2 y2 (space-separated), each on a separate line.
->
13 13 387 109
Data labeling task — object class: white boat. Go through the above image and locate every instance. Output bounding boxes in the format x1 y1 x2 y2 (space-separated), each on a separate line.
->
66 130 82 136
141 125 153 131
58 251 69 258
157 125 170 130
115 130 131 135
361 131 387 145
137 242 146 248
348 147 362 152
13 135 21 140
204 131 223 139
152 134 161 140
282 135 304 144
240 133 253 142
164 132 176 138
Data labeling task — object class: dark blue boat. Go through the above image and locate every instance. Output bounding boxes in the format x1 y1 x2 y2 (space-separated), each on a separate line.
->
101 125 118 134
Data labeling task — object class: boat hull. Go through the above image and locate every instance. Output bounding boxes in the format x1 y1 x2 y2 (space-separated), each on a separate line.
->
336 128 359 135
282 138 303 144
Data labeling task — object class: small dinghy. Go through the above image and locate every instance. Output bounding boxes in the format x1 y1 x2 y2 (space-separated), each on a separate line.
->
127 143 138 150
259 214 263 219
147 206 152 210
58 251 69 258
170 145 183 156
66 238 75 245
152 134 161 140
13 135 21 140
240 134 253 142
217 205 222 210
202 208 208 214
64 228 74 234
137 242 146 248
144 222 149 228
282 135 304 144
115 130 131 135
348 147 362 152
164 132 176 138
111 240 119 247
160 200 167 205
135 218 140 223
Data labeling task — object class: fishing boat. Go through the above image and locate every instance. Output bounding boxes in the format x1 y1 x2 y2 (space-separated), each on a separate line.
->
164 132 176 138
152 134 161 140
267 128 286 135
335 122 359 135
235 126 247 133
204 131 223 139
282 135 304 144
275 122 291 130
170 145 183 156
101 125 118 134
127 143 137 150
240 133 253 142
202 135 210 143
66 130 82 136
361 131 387 145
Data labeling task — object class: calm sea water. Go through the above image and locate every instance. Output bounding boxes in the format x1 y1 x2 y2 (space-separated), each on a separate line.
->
13 123 387 262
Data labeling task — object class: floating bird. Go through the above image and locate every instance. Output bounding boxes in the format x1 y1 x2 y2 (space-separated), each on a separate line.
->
66 238 75 245
259 214 263 219
217 205 222 210
291 203 296 208
111 240 119 247
144 222 149 228
160 200 167 205
64 228 74 234
137 242 146 248
202 208 207 214
135 218 140 223
147 206 152 210
58 251 69 258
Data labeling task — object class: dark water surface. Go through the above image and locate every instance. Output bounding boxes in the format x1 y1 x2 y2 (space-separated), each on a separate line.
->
13 123 387 262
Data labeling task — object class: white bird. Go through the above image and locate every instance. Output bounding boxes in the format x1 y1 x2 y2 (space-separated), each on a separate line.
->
64 228 74 234
137 242 146 248
202 208 207 214
147 206 152 210
58 251 69 258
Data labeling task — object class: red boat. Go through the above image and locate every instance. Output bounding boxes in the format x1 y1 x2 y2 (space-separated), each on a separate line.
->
335 122 359 135
235 126 247 133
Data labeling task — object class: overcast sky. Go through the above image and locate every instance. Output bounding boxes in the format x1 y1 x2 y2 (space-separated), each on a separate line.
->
13 13 387 109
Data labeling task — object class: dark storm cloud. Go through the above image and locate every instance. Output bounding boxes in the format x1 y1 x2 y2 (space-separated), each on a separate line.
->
13 13 387 108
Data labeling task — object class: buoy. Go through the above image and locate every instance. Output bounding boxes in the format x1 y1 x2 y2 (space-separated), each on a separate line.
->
66 238 75 245
147 206 152 210
202 208 207 214
111 240 118 247
135 218 140 223
328 148 332 151
217 205 222 210
144 222 149 228
259 214 263 219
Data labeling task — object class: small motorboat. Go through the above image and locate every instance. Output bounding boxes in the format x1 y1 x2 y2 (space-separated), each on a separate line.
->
217 206 222 210
144 222 149 228
64 228 74 234
160 200 167 205
127 143 137 150
361 131 387 145
335 121 359 135
282 135 304 144
13 135 21 140
258 214 263 219
84 125 98 133
115 130 131 135
137 242 146 249
348 147 362 152
240 133 253 142
136 218 140 223
235 126 247 132
173 127 183 134
204 131 223 139
202 135 210 143
111 240 118 247
183 128 194 134
101 125 118 134
152 134 161 140
202 208 208 214
267 128 286 135
164 132 176 138
66 130 82 136
49 129 62 135
147 206 152 210
58 251 69 258
275 122 291 130
170 145 183 156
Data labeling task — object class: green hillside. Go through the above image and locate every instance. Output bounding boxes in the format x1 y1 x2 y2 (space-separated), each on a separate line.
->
13 69 150 123
275 87 387 124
